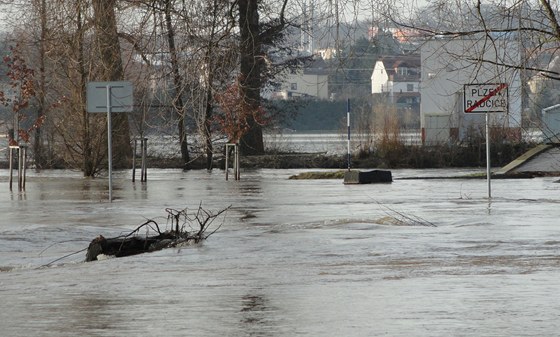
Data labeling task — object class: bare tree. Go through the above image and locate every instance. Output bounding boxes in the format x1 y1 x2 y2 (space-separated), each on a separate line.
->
396 1 560 115
92 0 132 168
0 0 377 170
161 0 190 169
33 0 47 168
4 0 138 175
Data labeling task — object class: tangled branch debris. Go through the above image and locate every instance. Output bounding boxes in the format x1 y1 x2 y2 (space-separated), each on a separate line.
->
375 202 436 227
85 204 230 262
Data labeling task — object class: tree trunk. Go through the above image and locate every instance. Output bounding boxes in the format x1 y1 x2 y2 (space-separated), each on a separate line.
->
77 1 94 177
238 0 265 155
34 0 47 169
202 0 225 171
164 0 190 169
204 88 214 170
92 0 132 169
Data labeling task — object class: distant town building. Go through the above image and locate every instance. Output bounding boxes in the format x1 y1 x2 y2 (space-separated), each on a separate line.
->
370 54 421 109
368 27 425 44
271 55 329 100
420 37 522 145
316 48 337 60
527 55 560 142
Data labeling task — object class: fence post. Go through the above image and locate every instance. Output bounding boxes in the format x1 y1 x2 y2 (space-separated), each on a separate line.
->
225 143 240 180
21 146 27 190
141 137 147 182
132 138 137 182
132 137 148 182
8 145 26 191
9 146 14 191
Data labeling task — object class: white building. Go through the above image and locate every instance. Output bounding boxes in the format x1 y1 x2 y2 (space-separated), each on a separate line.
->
371 55 421 107
420 36 522 144
272 56 329 100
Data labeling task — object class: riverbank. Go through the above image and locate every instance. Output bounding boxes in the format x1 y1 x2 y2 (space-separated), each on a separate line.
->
0 141 537 171
162 142 536 170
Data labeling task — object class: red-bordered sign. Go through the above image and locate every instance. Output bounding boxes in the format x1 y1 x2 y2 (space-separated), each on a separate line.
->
464 83 508 113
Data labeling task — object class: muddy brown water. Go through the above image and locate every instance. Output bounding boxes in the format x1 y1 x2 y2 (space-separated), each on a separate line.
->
1 168 559 336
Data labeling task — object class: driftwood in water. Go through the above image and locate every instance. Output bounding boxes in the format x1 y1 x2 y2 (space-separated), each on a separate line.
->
85 231 184 261
86 205 229 262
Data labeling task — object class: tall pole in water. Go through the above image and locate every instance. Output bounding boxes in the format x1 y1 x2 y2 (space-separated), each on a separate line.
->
86 81 133 201
106 85 113 202
347 98 351 171
486 112 491 199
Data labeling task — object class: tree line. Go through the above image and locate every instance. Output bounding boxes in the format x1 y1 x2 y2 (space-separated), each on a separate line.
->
1 0 560 175
0 0 306 175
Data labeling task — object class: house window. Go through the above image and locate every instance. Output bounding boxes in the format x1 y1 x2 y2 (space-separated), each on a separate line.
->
291 83 297 90
407 84 414 92
398 67 408 76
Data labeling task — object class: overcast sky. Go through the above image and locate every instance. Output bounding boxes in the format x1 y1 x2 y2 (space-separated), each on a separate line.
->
0 0 432 34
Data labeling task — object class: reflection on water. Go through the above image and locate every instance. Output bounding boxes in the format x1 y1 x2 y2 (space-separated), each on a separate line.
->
67 295 118 334
1 168 560 336
240 292 277 336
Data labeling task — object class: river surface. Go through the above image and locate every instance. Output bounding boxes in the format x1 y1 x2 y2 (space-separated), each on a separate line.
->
1 168 559 336
139 131 421 158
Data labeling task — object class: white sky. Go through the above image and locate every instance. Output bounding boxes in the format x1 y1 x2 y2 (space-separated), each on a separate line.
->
0 0 432 34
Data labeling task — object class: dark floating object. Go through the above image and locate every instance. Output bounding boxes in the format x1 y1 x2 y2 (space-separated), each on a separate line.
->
86 231 187 262
343 169 392 184
85 205 230 262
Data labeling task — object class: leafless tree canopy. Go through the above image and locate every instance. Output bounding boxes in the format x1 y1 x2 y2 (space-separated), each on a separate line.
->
1 0 559 170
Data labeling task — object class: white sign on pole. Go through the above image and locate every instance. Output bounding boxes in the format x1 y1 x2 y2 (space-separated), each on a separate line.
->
87 81 133 113
463 83 509 200
86 81 133 202
464 83 508 113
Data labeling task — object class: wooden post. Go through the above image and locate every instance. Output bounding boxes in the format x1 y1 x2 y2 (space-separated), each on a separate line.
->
141 137 147 182
132 138 137 182
8 146 26 191
225 144 230 181
21 146 27 190
235 143 240 180
18 146 22 190
225 143 240 180
8 146 14 191
132 137 148 182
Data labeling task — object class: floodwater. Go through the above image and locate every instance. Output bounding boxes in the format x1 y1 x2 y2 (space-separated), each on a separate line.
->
144 130 422 158
1 168 559 336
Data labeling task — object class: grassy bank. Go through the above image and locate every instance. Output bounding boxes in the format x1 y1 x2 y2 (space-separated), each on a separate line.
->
149 141 534 170
0 141 535 171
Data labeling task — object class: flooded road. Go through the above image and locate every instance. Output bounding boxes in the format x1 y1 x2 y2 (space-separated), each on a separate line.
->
1 168 559 336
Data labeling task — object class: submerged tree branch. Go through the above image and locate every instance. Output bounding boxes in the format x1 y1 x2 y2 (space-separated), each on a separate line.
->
83 204 231 262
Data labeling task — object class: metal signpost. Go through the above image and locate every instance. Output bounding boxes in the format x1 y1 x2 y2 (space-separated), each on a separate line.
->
464 83 508 199
347 98 351 171
86 81 133 202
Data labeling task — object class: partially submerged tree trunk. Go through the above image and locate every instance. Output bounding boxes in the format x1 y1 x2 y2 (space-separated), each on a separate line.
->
85 205 229 262
76 2 96 177
86 231 189 261
92 0 132 169
34 0 47 169
238 0 265 155
164 0 190 169
204 88 214 170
